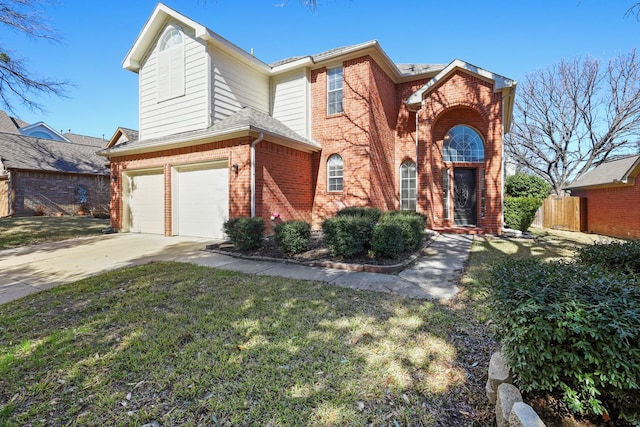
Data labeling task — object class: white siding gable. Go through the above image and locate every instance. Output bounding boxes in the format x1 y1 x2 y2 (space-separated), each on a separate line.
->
271 69 309 139
211 46 269 122
139 22 210 140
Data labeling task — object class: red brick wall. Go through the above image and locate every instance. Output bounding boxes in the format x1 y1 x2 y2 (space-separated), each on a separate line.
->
9 169 109 216
396 70 504 234
311 60 374 226
255 140 314 231
571 182 640 239
109 137 315 236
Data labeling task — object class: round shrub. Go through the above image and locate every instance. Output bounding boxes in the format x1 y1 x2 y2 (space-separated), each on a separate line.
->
490 258 640 417
371 223 404 258
321 216 374 258
222 217 264 251
274 220 311 255
503 197 542 232
380 211 426 250
505 172 551 199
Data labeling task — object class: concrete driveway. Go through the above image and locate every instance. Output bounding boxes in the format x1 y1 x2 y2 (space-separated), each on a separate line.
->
0 233 214 304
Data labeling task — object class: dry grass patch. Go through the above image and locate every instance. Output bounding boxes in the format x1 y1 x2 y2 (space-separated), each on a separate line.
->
0 216 109 249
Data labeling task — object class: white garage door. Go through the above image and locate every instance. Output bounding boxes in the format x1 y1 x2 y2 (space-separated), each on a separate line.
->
174 162 228 239
127 171 164 234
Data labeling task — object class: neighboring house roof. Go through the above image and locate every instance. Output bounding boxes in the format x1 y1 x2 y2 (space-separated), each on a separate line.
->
565 154 640 190
63 132 106 147
0 132 109 175
0 111 26 134
100 107 321 157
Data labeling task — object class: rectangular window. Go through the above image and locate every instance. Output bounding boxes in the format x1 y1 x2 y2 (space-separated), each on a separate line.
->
481 169 486 218
400 162 417 211
327 67 343 115
443 168 450 220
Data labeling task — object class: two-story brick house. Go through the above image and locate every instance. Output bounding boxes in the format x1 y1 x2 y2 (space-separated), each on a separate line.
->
101 3 516 239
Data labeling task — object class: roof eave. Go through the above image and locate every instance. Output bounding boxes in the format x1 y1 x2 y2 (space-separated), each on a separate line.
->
100 127 320 158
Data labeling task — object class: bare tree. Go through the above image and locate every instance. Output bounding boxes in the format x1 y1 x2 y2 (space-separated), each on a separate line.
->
504 50 640 194
627 2 640 18
0 0 68 112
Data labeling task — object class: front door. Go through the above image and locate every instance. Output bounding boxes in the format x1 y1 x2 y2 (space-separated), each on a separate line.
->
454 168 477 226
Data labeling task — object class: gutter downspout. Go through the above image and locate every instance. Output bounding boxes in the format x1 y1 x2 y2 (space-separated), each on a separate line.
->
250 132 264 218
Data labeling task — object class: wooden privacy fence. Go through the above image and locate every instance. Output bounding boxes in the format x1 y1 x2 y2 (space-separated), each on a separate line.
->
532 196 587 232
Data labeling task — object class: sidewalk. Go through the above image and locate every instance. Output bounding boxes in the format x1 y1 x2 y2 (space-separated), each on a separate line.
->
0 232 473 305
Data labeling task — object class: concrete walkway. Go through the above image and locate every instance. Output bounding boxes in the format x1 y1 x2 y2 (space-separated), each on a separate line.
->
0 232 473 305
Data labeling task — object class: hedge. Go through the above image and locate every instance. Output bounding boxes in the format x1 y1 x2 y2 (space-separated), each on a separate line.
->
274 220 311 255
222 217 264 251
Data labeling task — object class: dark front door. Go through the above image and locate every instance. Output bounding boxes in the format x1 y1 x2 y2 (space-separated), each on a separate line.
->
454 168 477 226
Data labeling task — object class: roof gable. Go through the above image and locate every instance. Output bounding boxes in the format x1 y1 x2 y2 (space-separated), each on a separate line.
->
405 59 517 130
565 155 640 190
20 122 70 141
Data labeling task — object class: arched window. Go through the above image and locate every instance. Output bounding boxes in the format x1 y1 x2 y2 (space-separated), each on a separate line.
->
159 27 182 51
400 161 416 210
443 125 485 162
157 25 185 101
327 154 343 192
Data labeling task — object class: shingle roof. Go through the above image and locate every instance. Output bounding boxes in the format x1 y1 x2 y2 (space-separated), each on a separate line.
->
565 154 640 190
0 111 26 134
100 107 320 156
0 132 109 175
63 132 107 147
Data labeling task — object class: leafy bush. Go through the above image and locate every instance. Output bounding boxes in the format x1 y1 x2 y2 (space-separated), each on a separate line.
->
380 211 426 250
336 206 381 224
274 220 311 255
321 216 374 258
503 197 542 232
490 258 640 417
371 223 404 258
223 217 264 251
505 172 551 199
576 240 640 275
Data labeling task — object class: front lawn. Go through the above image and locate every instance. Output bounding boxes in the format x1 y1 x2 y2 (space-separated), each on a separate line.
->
0 216 110 250
0 228 611 426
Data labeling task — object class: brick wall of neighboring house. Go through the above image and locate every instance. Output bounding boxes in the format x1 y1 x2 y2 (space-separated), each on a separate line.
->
9 170 109 216
109 137 315 235
571 183 640 239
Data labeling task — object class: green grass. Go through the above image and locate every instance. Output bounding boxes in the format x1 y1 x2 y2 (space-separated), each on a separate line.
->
0 228 603 426
0 216 110 250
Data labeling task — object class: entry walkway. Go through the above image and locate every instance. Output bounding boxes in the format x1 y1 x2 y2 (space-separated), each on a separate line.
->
0 232 473 305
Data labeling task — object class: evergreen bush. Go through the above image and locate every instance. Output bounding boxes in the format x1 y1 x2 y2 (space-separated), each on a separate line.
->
274 220 311 255
505 172 551 199
321 216 374 258
503 197 542 232
222 217 264 251
380 211 426 250
336 206 382 224
490 258 640 418
371 223 404 258
576 240 640 275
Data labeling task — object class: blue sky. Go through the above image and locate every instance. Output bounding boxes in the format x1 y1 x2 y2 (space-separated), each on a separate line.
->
2 0 638 139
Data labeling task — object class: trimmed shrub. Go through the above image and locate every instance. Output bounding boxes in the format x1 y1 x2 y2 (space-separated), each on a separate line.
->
490 258 640 417
371 223 404 258
274 220 311 255
336 206 381 224
380 211 426 250
503 197 542 232
223 217 264 251
321 216 374 258
505 172 551 199
576 240 640 275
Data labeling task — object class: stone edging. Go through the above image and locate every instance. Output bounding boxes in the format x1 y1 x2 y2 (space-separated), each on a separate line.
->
206 232 438 274
486 351 547 427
